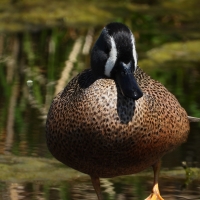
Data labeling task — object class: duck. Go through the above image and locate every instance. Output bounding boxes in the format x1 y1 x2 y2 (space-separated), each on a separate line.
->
46 22 192 200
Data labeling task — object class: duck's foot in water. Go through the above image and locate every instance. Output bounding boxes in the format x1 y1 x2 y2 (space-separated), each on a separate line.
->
145 183 164 200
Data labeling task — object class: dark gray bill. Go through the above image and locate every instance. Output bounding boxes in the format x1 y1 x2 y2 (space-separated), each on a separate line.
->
115 62 143 100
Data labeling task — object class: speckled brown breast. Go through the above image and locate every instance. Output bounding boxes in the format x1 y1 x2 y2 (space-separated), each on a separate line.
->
46 67 190 178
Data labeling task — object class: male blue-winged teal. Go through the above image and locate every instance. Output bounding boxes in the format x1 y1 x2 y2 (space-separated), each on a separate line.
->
46 22 193 200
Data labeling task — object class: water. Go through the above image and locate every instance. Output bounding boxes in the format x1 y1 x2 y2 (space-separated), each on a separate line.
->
0 176 200 199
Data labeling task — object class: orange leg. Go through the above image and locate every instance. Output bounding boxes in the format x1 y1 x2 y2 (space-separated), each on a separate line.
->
91 176 103 200
145 160 164 200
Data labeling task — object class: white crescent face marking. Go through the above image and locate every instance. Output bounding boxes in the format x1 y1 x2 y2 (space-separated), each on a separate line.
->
104 36 117 77
130 33 138 70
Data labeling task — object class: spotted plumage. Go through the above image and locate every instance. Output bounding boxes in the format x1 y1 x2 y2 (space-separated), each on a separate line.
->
46 22 190 200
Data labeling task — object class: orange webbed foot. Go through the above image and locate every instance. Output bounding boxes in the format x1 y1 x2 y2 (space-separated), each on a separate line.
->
145 183 164 200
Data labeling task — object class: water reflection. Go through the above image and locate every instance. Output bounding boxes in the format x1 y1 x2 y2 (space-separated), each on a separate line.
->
0 176 200 200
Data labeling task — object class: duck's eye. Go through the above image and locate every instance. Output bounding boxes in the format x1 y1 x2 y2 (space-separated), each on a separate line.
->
105 46 110 54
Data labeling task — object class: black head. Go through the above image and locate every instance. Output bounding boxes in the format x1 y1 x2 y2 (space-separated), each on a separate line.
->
91 22 143 100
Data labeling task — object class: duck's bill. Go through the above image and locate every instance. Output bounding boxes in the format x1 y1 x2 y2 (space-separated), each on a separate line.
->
115 62 143 100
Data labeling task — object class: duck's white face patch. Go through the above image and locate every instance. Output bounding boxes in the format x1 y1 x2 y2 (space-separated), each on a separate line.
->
130 33 137 70
104 36 117 77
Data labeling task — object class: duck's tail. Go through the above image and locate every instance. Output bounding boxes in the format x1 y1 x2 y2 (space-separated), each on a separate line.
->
188 116 200 122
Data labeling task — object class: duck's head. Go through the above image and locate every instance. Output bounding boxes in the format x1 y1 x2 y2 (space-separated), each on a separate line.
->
91 22 143 100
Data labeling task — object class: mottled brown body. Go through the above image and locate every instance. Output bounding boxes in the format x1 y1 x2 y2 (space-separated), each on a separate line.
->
46 67 190 178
